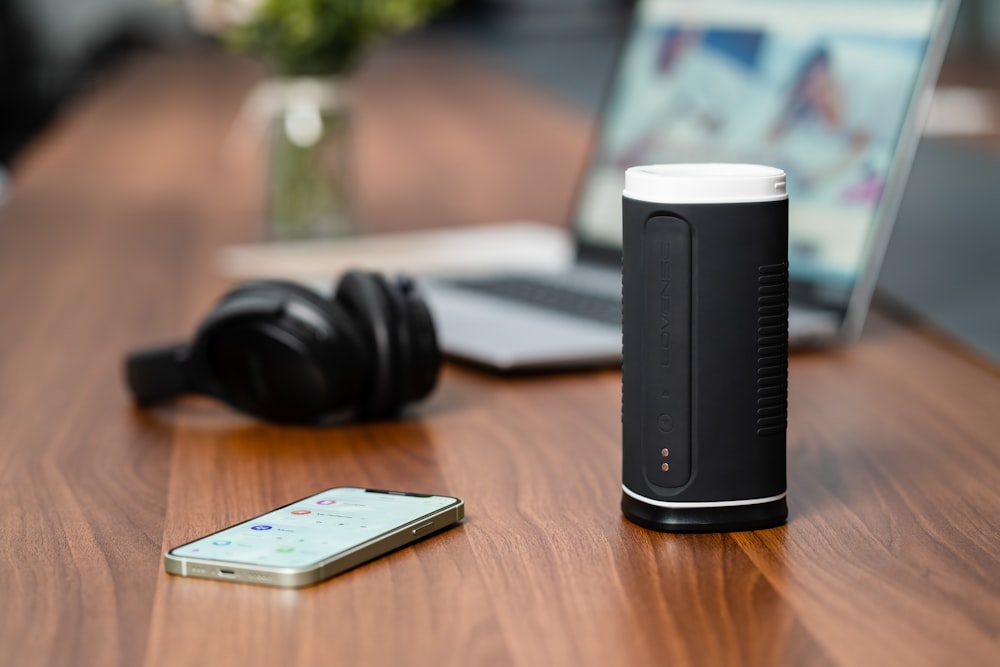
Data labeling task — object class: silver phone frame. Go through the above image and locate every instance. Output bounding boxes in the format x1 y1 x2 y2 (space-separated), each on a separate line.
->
164 487 465 588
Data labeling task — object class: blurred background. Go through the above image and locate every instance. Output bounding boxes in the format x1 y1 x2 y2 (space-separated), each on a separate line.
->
1 0 998 362
3 0 1000 176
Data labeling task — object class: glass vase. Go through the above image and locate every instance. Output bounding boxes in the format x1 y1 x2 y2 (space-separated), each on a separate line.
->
263 77 355 241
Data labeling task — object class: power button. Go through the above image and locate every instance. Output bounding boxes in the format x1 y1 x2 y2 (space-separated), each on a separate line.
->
411 521 435 537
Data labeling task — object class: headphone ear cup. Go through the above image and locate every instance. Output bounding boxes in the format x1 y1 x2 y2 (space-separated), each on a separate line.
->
193 280 371 423
220 279 371 369
394 276 441 402
335 271 405 418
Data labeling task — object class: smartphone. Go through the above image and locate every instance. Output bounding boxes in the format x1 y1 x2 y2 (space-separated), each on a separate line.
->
164 487 464 588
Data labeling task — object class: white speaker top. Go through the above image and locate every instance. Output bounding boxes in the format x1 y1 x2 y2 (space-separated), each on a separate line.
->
623 163 788 205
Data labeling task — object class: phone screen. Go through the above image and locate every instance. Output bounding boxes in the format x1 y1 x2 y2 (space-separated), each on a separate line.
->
169 487 460 570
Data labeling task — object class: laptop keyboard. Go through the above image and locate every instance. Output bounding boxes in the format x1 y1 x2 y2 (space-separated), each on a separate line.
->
446 277 622 326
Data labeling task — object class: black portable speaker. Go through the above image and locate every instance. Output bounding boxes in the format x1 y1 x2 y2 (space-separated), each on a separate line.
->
621 164 789 532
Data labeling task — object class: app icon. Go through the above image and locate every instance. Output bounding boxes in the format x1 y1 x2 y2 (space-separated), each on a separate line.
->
291 509 311 515
316 499 338 505
251 525 272 531
212 540 232 546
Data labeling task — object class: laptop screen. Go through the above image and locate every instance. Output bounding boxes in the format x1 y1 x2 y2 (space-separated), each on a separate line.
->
575 0 946 307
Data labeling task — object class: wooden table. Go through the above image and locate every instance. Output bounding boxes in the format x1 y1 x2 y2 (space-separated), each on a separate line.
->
1 47 998 667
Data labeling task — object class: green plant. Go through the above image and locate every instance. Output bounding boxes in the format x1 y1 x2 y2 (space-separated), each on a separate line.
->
225 0 453 75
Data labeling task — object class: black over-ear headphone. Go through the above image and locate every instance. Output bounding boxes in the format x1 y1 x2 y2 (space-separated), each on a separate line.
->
124 271 441 424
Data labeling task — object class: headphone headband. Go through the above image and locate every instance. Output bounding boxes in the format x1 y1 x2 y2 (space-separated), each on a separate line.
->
125 343 192 406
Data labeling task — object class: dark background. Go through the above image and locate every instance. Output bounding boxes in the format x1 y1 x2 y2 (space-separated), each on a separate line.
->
2 0 998 365
2 0 999 171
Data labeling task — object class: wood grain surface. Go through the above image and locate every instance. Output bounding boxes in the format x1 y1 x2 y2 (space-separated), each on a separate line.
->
1 46 998 667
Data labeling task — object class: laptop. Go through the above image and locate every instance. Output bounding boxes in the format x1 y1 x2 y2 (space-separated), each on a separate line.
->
423 0 960 371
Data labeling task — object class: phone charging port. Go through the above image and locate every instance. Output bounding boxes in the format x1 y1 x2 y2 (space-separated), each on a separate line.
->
218 569 236 577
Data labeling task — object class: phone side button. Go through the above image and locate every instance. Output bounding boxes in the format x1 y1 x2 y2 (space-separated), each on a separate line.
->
411 521 435 537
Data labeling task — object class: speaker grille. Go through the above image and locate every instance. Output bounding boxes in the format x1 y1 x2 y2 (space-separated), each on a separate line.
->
756 261 788 437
